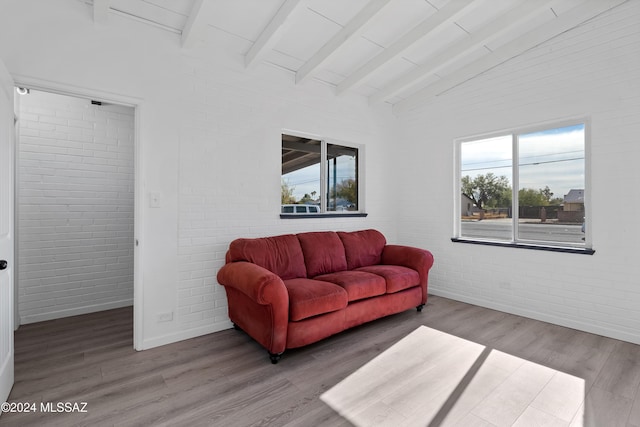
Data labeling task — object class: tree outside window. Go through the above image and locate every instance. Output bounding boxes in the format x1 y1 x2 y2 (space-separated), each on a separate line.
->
457 122 587 248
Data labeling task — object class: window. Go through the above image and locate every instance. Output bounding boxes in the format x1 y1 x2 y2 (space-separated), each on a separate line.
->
281 133 362 216
455 121 591 252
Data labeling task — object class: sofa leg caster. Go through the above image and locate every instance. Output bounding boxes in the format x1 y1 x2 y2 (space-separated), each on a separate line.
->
269 352 283 364
232 323 243 331
416 304 425 312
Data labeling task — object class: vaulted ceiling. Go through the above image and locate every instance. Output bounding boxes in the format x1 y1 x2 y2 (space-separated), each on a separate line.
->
88 0 627 114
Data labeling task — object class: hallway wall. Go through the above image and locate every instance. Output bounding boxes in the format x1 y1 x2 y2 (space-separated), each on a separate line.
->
17 90 134 324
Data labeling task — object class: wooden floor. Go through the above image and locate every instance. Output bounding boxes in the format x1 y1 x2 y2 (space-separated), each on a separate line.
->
2 296 639 426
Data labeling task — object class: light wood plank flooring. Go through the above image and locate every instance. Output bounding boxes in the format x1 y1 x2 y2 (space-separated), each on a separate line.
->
2 296 639 426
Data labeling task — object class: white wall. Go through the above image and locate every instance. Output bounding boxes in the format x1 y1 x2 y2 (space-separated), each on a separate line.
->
17 90 134 324
0 1 398 348
2 0 637 349
396 1 640 344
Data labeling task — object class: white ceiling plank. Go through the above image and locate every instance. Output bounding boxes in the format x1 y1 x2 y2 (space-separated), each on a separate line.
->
295 0 393 84
110 0 190 31
93 0 110 23
245 0 303 69
393 0 628 114
369 0 556 105
336 0 475 95
181 0 208 48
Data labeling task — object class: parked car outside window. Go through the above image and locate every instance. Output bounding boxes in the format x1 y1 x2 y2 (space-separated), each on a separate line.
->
281 204 320 214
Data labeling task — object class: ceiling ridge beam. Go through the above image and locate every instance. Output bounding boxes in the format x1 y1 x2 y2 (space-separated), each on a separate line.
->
336 0 474 95
245 0 302 69
295 0 393 85
369 0 557 105
182 0 209 48
393 0 629 114
93 0 110 23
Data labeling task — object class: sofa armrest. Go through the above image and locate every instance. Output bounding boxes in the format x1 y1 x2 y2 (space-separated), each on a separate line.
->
217 261 290 356
382 245 434 272
217 261 288 306
382 245 434 304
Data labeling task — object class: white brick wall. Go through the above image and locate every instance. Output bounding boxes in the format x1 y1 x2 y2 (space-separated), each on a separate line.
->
396 1 640 344
174 59 398 335
4 0 637 348
0 2 399 348
17 90 134 324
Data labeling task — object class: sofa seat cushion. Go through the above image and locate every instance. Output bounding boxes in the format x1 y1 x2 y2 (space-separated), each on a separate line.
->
283 278 348 321
356 265 420 294
314 271 386 302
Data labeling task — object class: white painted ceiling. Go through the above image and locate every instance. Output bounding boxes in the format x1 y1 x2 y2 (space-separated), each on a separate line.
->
90 0 627 113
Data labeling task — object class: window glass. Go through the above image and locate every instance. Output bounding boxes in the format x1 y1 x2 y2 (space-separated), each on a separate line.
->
458 122 586 249
460 135 513 241
281 135 321 208
517 124 585 244
327 144 358 212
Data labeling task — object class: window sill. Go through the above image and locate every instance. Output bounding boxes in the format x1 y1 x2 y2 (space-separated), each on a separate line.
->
280 213 368 219
451 238 595 255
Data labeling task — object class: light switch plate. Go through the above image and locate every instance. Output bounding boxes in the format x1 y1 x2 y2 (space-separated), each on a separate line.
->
150 191 161 208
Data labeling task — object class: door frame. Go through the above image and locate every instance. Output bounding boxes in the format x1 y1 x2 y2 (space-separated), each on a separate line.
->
0 57 15 405
12 75 144 350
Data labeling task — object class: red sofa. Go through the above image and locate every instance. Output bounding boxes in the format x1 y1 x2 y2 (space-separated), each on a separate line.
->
216 229 434 363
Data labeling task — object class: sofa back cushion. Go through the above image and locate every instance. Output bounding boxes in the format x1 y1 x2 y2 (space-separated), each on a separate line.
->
338 229 387 269
226 234 307 280
297 231 348 277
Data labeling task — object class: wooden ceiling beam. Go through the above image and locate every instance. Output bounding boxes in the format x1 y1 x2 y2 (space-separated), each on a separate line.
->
369 0 556 105
182 0 210 48
393 0 629 114
245 0 302 69
295 0 392 85
336 0 474 95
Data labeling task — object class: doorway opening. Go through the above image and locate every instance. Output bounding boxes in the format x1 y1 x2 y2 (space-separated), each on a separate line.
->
14 88 136 336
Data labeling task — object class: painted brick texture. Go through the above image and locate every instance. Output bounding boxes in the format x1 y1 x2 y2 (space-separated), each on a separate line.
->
174 61 397 335
17 90 134 324
4 0 637 349
0 2 399 348
396 1 640 344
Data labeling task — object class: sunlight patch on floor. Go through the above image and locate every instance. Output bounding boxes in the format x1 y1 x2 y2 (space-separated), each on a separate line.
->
321 326 585 426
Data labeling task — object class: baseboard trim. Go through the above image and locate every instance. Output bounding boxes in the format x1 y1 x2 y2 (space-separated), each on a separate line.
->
429 289 640 346
20 299 134 325
141 321 233 350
